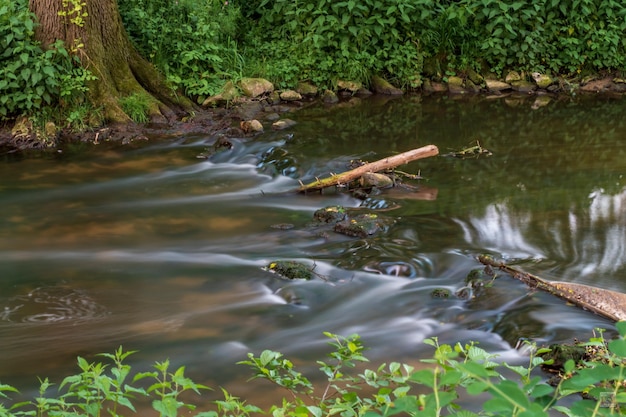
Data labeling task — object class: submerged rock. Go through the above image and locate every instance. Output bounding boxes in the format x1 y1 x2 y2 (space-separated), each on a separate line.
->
272 118 297 130
333 213 394 238
264 261 313 280
313 206 347 223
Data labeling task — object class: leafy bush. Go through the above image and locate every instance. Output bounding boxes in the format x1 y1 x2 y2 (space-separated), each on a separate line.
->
465 0 626 75
118 0 245 98
0 0 98 136
2 325 626 417
0 0 60 119
244 0 425 89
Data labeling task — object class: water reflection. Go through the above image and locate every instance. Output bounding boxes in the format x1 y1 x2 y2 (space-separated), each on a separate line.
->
455 186 626 286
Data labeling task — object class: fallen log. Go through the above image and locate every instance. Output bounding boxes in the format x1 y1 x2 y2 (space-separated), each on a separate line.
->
297 145 439 193
478 255 626 322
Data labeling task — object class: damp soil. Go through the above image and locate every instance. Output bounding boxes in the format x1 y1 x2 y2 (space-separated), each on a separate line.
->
0 107 242 154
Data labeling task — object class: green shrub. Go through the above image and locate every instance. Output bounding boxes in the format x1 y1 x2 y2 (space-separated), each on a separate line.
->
0 0 96 121
118 0 245 98
2 325 626 417
245 0 425 89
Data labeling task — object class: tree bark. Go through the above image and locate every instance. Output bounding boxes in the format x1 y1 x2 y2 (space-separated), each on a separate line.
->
29 0 194 123
297 145 439 193
478 255 626 322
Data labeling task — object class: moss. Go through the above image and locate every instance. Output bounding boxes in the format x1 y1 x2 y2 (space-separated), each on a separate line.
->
264 261 313 280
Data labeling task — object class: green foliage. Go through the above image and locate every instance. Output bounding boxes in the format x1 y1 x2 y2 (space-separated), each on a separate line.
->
2 327 626 416
244 0 425 89
463 0 626 75
118 0 245 98
238 0 626 88
119 93 152 123
0 0 97 133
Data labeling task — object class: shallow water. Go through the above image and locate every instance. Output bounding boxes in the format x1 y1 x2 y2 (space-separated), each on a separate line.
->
1 94 626 405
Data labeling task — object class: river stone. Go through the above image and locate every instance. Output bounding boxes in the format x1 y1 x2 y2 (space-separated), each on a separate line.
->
359 172 394 189
279 90 302 102
505 71 522 83
266 90 281 105
322 89 339 104
272 118 297 130
580 77 614 92
510 80 537 93
264 261 312 280
531 72 554 89
485 79 511 92
371 75 403 95
422 79 447 93
238 77 274 98
296 82 318 96
467 69 484 85
337 80 362 92
313 206 346 223
447 76 466 94
333 213 394 238
201 81 239 107
236 101 264 120
465 79 481 93
240 119 264 133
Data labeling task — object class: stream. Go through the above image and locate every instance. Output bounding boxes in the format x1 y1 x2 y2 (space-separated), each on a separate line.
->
1 93 625 407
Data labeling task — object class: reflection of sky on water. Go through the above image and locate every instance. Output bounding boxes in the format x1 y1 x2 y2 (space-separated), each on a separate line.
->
455 187 626 281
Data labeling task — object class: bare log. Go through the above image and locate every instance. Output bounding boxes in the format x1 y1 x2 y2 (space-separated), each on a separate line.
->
297 145 439 193
478 255 626 322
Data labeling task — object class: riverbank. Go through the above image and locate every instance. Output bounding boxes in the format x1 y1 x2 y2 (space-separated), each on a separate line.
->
1 72 625 154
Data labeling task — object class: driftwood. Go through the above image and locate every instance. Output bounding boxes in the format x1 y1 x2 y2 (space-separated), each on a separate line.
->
478 255 626 322
297 145 439 193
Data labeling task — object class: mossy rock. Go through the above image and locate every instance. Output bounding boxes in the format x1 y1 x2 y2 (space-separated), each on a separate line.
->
313 206 347 223
333 213 394 238
264 261 313 280
431 288 452 298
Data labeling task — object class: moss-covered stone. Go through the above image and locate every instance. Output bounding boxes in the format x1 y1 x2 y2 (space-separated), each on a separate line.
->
264 261 313 280
431 288 452 298
313 206 347 223
370 76 403 95
333 213 393 238
239 78 274 98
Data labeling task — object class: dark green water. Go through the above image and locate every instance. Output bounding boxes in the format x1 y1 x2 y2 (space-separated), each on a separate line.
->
1 94 626 406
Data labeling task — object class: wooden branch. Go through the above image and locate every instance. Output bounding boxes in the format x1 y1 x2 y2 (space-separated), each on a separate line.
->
297 145 439 193
478 255 626 322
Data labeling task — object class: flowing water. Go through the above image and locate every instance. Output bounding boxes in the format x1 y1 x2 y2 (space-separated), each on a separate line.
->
1 94 626 406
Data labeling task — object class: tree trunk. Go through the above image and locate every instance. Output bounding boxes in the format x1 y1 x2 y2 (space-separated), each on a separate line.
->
29 0 194 123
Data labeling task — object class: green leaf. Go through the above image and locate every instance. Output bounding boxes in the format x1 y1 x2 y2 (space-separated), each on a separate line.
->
307 405 322 417
465 381 489 395
409 369 435 387
608 338 626 357
19 52 29 64
491 380 531 410
260 350 278 366
21 68 31 82
615 321 626 338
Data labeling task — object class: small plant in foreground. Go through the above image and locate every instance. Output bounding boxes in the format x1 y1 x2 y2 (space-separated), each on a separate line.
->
1 324 626 416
